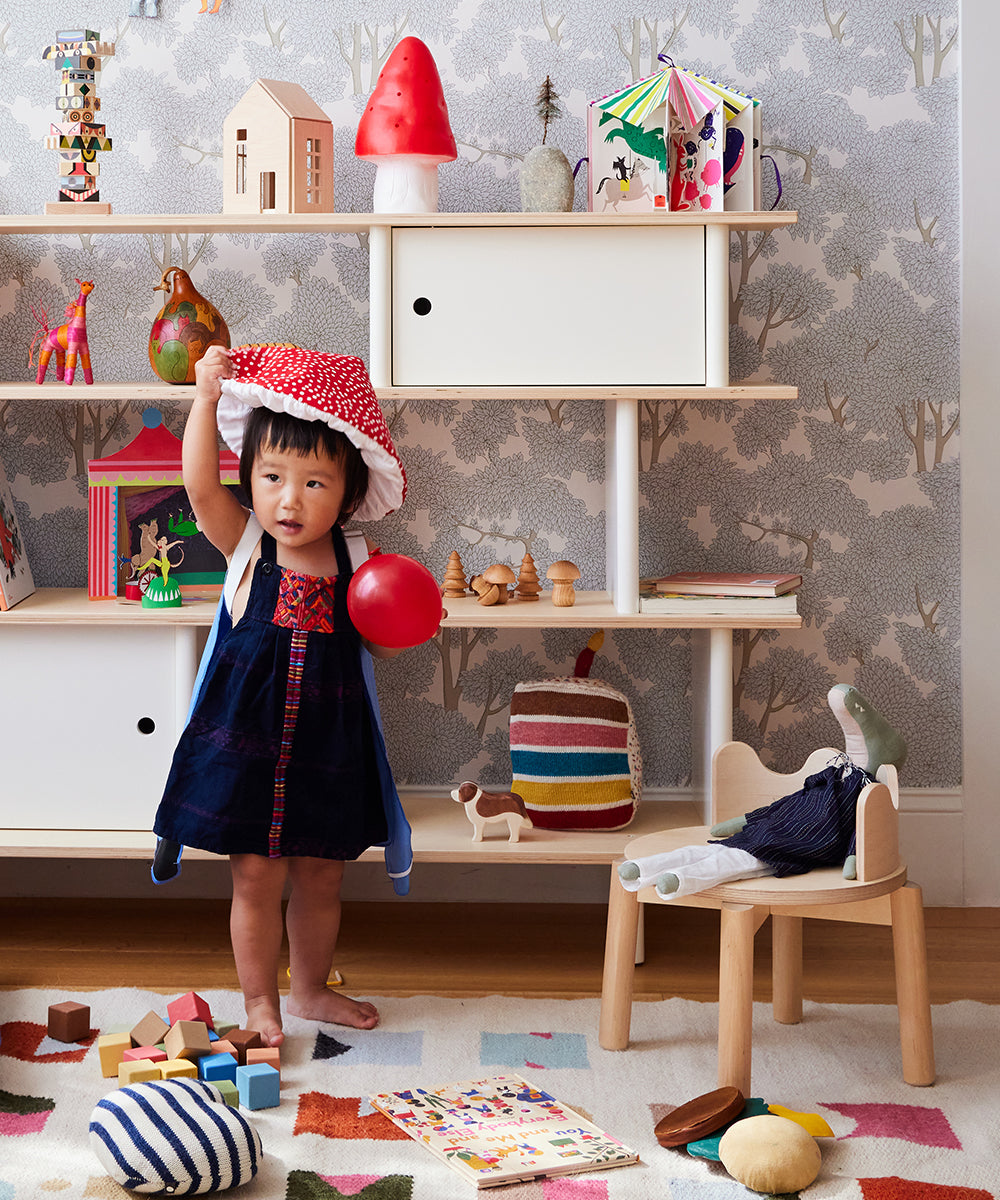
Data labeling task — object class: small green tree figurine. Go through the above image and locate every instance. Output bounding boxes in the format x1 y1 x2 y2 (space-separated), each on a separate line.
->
534 75 563 146
520 76 574 212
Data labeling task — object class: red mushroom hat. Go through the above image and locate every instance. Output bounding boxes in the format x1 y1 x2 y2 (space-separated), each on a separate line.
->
355 36 457 162
217 344 406 522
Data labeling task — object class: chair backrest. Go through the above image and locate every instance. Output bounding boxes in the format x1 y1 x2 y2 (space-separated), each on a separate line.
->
710 742 902 882
711 742 840 825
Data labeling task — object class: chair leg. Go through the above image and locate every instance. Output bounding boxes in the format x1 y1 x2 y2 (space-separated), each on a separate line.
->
717 902 757 1095
772 914 803 1025
890 882 936 1085
599 868 642 1051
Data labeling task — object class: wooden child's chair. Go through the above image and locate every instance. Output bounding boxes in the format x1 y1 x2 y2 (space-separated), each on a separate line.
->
598 741 935 1094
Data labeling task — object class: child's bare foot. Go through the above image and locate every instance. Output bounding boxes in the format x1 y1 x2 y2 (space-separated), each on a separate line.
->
245 997 285 1048
288 987 379 1029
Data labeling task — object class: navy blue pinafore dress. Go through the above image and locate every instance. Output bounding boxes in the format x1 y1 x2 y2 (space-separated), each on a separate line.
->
154 526 389 862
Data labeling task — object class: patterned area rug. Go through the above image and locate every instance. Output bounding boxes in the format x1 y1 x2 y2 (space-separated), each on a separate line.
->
1 988 997 1199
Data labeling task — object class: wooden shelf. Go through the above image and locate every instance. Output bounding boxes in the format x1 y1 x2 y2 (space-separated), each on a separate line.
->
440 591 801 629
0 588 217 625
0 210 797 236
0 382 798 405
0 794 702 862
0 587 801 630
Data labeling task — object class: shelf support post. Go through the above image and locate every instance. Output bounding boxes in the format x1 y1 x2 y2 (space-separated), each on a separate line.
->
605 397 639 613
369 225 392 389
704 223 730 389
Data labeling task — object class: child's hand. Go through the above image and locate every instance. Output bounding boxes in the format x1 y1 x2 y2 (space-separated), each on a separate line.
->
193 345 233 405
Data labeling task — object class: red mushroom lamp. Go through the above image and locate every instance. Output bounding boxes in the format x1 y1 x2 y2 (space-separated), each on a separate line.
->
355 36 458 213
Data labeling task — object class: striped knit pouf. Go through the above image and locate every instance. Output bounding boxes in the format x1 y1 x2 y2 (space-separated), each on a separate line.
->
510 677 641 830
89 1077 262 1194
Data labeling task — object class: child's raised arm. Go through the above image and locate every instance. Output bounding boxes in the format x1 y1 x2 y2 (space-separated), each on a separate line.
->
183 346 247 558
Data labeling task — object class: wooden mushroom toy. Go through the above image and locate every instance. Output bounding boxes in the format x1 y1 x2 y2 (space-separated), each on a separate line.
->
546 560 580 606
354 36 458 213
477 563 515 606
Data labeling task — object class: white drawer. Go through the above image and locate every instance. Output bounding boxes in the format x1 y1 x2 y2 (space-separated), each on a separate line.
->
391 226 707 387
1 626 179 830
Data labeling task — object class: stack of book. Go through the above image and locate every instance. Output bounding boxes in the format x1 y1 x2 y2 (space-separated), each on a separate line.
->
639 571 801 614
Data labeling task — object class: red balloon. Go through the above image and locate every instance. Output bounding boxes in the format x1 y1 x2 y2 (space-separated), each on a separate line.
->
347 553 443 648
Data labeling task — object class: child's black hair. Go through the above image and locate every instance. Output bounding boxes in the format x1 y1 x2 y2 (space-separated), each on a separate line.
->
239 406 369 523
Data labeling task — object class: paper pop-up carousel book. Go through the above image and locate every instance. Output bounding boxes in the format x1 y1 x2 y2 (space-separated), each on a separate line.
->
87 408 243 603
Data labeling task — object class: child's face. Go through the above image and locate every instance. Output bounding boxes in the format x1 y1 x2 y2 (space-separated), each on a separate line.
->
251 440 348 560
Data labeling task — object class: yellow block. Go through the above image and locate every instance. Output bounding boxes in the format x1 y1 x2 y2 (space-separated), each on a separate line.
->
159 1058 198 1080
118 1058 161 1086
97 1031 132 1078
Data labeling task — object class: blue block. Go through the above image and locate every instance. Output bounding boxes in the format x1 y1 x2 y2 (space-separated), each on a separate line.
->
236 1063 280 1110
198 1051 238 1085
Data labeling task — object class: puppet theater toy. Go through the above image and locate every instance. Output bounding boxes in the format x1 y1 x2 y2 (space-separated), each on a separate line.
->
41 29 115 215
87 409 240 602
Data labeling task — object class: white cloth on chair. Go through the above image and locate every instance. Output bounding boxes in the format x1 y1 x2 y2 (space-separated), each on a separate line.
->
619 844 772 899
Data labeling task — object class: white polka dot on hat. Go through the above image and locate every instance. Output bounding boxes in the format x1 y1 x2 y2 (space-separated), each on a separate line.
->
217 344 406 522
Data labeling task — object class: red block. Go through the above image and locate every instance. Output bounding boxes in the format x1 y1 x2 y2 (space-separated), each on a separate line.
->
167 992 214 1032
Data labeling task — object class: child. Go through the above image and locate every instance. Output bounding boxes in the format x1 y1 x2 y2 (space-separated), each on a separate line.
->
153 343 428 1047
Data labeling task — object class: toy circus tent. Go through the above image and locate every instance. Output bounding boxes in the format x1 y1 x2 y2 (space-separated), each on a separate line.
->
588 65 759 214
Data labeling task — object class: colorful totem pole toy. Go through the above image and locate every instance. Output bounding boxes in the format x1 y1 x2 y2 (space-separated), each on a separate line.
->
149 268 231 384
30 278 95 386
41 29 115 215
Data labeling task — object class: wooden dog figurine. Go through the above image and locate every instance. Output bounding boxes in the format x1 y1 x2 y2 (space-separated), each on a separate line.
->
451 781 533 843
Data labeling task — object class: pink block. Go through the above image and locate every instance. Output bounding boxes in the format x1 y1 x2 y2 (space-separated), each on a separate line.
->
124 1045 168 1063
167 991 214 1031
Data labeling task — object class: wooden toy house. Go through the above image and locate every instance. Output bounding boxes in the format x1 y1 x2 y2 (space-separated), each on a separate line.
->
222 79 334 214
87 409 240 600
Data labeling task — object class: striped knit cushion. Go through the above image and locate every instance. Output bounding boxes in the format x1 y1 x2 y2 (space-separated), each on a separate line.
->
89 1077 262 1194
510 678 641 830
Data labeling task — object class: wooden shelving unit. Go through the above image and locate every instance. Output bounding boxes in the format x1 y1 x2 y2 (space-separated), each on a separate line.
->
1 207 800 846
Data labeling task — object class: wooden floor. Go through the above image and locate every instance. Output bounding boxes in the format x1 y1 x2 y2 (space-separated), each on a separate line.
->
2 898 998 1004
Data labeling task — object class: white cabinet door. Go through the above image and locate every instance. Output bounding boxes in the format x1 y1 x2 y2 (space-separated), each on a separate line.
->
391 226 706 387
1 626 180 830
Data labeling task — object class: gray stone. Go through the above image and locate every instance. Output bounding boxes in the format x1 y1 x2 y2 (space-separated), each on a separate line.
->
519 145 575 212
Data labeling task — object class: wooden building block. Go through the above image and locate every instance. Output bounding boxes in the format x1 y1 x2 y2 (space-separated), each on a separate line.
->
211 1039 238 1059
236 1063 279 1110
47 1000 91 1042
198 1051 239 1085
213 1079 239 1107
97 1031 132 1077
245 1046 280 1077
123 1044 167 1064
129 1010 169 1048
167 991 215 1031
225 1028 263 1065
163 1020 213 1062
118 1058 160 1086
159 1058 198 1080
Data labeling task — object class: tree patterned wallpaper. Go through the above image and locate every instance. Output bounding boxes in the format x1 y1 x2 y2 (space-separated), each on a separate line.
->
0 1 959 789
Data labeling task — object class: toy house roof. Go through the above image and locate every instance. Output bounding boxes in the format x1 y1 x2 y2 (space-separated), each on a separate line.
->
232 79 332 125
89 417 239 484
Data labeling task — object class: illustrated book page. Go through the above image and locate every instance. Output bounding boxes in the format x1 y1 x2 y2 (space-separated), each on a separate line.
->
370 1072 639 1188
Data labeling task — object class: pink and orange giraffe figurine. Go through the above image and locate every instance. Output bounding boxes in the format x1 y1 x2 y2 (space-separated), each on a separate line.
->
30 278 95 385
